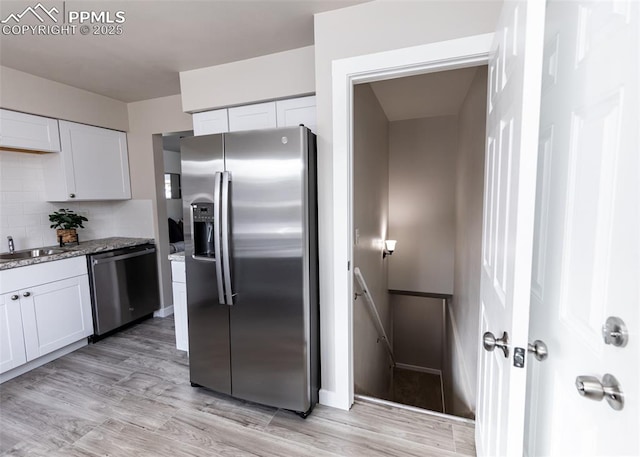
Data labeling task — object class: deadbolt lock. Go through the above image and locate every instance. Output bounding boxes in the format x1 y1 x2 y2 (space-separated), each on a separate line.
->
602 316 628 347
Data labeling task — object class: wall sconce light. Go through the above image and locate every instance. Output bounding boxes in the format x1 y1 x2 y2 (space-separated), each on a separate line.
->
383 239 397 258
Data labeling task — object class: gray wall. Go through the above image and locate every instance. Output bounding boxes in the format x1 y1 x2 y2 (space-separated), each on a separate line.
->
392 295 444 370
444 66 487 418
352 83 392 399
388 115 458 294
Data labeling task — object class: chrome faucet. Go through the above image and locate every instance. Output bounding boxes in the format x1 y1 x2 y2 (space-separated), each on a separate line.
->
7 236 15 254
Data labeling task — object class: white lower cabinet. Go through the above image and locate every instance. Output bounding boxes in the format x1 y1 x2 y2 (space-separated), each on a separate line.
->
171 260 188 352
0 295 27 373
20 276 92 360
0 256 93 378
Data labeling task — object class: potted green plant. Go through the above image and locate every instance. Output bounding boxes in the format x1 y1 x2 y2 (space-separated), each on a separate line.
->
49 209 88 245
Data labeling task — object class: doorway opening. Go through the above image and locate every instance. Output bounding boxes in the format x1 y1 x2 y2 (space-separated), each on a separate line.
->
352 64 488 419
161 130 192 254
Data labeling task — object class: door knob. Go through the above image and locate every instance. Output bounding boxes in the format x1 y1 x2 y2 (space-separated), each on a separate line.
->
22 292 31 297
483 331 509 358
527 340 548 361
11 295 19 301
575 373 624 411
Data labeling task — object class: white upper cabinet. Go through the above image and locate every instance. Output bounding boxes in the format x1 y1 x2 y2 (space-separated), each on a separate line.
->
193 109 229 136
44 121 131 201
192 96 317 136
0 109 61 153
276 96 316 133
228 102 277 131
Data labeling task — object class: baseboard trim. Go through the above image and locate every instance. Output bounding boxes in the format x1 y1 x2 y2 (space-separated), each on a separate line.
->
0 339 87 384
355 394 475 425
154 305 174 318
319 388 350 410
395 363 442 376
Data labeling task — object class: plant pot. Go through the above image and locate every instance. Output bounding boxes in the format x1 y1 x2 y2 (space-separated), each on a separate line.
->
56 228 78 245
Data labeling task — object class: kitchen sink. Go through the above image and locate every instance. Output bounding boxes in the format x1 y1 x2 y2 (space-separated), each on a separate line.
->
0 249 65 261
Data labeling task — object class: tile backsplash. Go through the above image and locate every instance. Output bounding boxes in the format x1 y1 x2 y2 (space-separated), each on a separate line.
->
0 150 154 251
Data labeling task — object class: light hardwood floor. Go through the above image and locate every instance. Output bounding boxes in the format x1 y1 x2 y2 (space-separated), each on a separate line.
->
0 317 476 456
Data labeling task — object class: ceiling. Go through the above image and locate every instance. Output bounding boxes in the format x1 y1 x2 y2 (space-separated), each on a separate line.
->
0 0 366 102
369 66 481 122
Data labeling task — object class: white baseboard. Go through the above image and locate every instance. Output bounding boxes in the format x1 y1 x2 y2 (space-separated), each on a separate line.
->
154 305 174 318
355 394 475 425
395 363 442 376
0 339 87 384
319 388 350 410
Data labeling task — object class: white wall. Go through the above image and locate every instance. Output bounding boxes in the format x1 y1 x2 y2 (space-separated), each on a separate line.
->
0 66 128 131
388 115 458 294
0 151 153 251
447 66 488 417
314 0 501 403
163 149 182 222
352 83 392 399
180 46 315 113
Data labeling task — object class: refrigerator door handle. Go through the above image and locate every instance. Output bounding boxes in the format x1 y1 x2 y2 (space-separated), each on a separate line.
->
213 171 226 305
221 171 235 305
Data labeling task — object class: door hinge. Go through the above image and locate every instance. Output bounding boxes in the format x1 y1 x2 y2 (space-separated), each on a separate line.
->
347 261 351 271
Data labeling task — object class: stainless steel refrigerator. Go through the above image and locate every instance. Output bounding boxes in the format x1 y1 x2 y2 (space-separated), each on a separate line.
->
181 126 319 416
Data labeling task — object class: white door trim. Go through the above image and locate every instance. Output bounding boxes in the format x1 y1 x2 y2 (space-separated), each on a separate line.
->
326 33 493 410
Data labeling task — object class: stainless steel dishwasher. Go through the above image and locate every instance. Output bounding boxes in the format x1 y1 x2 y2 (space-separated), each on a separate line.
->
87 243 160 337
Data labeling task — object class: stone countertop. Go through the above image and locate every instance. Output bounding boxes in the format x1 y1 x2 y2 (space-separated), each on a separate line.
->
0 237 155 271
168 251 185 262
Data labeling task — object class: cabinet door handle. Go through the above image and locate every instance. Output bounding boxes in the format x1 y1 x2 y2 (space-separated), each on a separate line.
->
22 291 31 297
11 295 19 301
69 193 76 198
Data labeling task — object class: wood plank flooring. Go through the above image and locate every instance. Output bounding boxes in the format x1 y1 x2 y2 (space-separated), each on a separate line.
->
0 317 476 456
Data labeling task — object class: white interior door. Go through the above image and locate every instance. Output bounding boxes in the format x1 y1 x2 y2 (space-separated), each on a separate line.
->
524 1 639 456
476 1 545 456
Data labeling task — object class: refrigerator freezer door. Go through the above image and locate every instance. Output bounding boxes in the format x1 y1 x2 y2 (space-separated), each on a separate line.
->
181 134 231 394
225 127 312 412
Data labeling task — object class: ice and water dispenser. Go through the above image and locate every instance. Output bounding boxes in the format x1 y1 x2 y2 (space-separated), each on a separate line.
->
191 202 215 258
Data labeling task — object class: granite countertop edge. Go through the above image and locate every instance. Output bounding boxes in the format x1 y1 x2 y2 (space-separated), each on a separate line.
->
168 251 185 262
0 237 155 271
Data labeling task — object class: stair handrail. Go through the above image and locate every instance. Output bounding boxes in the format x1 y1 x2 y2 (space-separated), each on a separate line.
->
353 267 396 367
